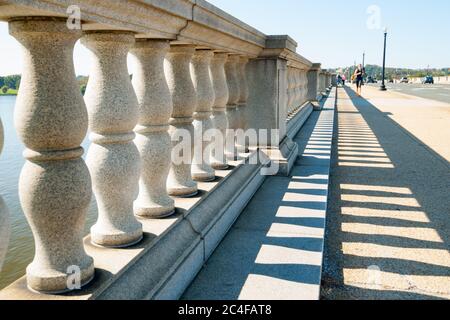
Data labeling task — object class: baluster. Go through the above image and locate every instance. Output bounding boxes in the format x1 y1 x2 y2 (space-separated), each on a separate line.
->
210 53 229 169
296 70 301 108
296 70 302 109
10 17 94 293
302 71 308 105
82 31 142 248
131 39 176 218
165 45 198 197
292 69 299 112
236 56 249 153
224 55 240 159
287 69 293 115
292 70 297 113
191 50 216 182
0 116 10 273
286 69 290 115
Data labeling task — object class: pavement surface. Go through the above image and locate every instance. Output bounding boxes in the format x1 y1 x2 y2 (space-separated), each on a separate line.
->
367 83 450 104
321 85 450 300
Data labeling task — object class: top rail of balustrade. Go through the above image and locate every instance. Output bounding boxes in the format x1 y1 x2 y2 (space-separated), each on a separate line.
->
0 0 318 64
0 0 268 56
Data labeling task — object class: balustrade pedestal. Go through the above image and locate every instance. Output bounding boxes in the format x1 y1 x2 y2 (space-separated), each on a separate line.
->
307 63 322 110
246 49 299 176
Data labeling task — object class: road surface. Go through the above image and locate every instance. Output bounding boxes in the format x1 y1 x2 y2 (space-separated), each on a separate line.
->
367 83 450 104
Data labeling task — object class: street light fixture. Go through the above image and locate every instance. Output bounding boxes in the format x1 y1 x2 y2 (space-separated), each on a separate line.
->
362 52 365 69
380 27 388 91
362 51 366 84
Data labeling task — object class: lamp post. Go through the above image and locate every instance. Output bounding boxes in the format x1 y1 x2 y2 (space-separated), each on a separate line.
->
380 28 388 91
362 52 365 84
362 52 365 69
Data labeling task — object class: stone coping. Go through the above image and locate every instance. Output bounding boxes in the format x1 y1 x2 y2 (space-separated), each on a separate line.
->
0 0 311 59
0 150 269 300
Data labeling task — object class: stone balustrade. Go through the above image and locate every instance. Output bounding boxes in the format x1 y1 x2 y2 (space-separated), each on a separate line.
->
0 0 332 299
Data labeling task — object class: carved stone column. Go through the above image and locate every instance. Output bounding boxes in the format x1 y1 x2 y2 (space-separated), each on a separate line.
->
82 31 142 248
236 56 249 153
210 53 229 170
131 39 175 218
224 55 240 159
191 50 216 182
0 117 10 273
10 18 94 293
294 69 301 110
301 70 309 105
287 68 294 115
165 45 198 197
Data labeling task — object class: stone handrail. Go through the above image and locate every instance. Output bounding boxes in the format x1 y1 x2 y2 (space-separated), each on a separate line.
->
0 0 331 298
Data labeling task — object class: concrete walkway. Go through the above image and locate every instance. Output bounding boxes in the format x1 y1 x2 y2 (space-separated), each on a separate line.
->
321 86 450 300
363 85 450 161
182 93 336 300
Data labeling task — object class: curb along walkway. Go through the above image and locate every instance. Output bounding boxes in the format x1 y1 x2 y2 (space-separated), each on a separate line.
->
321 86 450 300
182 91 336 300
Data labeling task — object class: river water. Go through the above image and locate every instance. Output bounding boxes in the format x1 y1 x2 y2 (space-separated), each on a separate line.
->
0 95 98 290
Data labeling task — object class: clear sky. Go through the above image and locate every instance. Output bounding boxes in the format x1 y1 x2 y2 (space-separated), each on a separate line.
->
0 0 449 76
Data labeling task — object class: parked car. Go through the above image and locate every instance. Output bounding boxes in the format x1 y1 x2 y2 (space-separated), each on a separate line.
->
422 76 434 84
400 77 409 83
367 76 377 84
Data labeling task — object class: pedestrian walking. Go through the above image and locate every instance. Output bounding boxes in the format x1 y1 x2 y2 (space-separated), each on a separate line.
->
354 64 364 96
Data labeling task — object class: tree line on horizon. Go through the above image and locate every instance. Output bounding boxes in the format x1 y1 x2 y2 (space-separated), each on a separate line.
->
0 75 89 95
0 75 21 94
